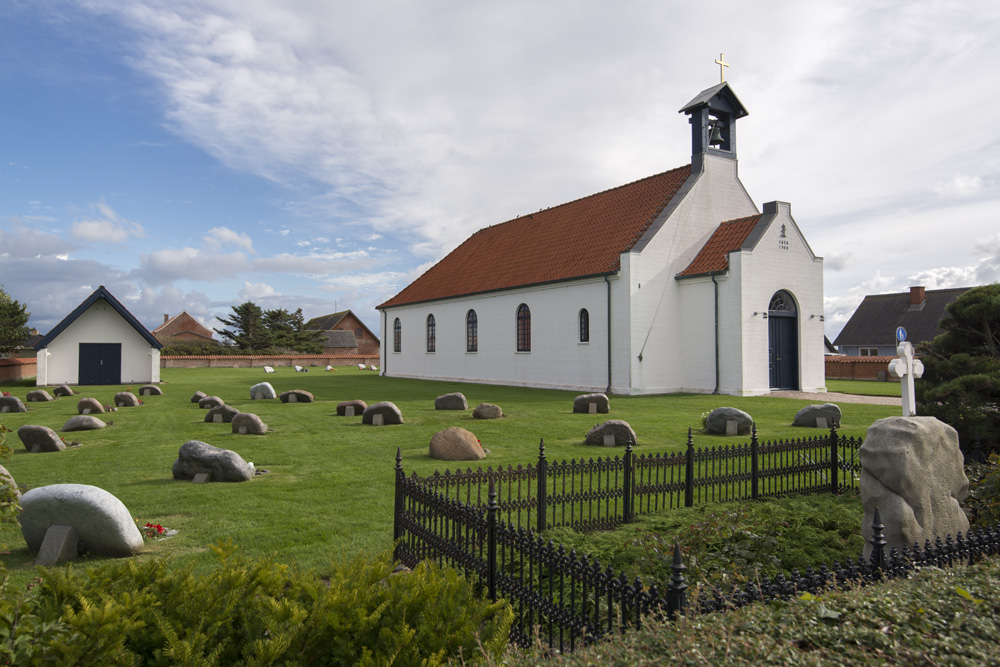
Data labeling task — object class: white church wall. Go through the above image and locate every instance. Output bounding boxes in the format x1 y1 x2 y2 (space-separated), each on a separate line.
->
39 300 158 385
381 277 612 391
734 203 825 394
676 276 722 393
625 154 758 394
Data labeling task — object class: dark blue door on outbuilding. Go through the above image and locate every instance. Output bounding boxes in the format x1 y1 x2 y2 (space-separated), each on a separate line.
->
78 343 122 385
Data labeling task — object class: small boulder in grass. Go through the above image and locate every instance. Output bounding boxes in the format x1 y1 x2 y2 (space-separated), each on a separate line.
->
138 384 163 396
585 420 637 446
232 413 268 435
793 403 842 428
172 440 253 482
77 398 105 414
191 391 207 403
53 384 74 397
429 427 486 461
62 415 106 432
362 401 403 425
198 395 225 409
26 390 54 402
114 392 140 408
17 425 65 453
0 396 28 413
279 389 314 403
473 403 503 420
435 392 468 410
573 393 610 414
205 404 241 423
704 407 753 435
337 400 367 416
250 382 276 400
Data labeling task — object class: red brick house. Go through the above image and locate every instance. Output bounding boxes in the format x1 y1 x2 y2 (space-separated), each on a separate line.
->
152 311 216 346
305 310 380 356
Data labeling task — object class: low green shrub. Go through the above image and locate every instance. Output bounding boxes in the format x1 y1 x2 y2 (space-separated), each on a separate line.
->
964 454 1000 528
0 544 512 666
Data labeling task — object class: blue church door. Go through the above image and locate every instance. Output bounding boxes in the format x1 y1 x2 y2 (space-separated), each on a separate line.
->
79 343 122 385
767 291 798 390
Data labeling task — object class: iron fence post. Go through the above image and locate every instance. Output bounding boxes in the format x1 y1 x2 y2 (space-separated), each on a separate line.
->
684 428 694 507
623 438 634 524
830 424 839 495
393 447 404 561
869 506 886 574
487 480 498 602
537 438 547 533
667 543 687 620
750 424 759 500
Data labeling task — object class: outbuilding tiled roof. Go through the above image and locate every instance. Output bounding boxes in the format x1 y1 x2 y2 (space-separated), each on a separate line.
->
675 214 762 278
378 165 693 308
833 287 972 347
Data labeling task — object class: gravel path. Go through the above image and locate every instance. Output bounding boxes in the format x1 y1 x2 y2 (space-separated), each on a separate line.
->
767 390 901 406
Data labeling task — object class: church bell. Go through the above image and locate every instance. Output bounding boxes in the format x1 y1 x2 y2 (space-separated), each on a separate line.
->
708 122 725 147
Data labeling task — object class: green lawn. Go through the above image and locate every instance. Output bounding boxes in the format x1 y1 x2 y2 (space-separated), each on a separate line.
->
825 378 903 397
0 368 899 586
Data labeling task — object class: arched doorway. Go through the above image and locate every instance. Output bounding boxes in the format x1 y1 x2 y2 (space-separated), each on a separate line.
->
768 290 798 390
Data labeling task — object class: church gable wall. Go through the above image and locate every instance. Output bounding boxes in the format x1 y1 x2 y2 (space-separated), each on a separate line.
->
380 277 612 391
626 154 757 394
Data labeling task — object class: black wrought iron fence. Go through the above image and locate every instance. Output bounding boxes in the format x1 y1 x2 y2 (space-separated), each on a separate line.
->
407 426 862 533
394 472 1000 654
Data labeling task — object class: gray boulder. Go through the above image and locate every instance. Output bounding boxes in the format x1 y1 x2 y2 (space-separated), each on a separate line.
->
138 384 163 396
26 390 54 402
77 398 105 414
191 391 207 403
861 416 969 560
705 407 753 435
0 396 27 413
232 413 268 435
19 483 144 557
172 440 253 482
429 427 486 461
585 420 637 446
205 404 241 424
573 393 610 414
363 401 404 425
0 464 21 501
793 403 842 428
279 389 314 403
62 415 106 432
17 425 65 453
115 392 140 407
435 392 469 410
53 384 74 397
250 382 276 400
337 400 367 416
198 395 225 409
473 403 503 420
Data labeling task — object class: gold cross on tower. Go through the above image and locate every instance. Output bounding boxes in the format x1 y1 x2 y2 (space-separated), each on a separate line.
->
715 53 730 83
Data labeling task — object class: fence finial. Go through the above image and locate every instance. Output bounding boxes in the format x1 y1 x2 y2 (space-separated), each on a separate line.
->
668 543 688 619
870 506 886 572
395 447 402 471
538 438 546 461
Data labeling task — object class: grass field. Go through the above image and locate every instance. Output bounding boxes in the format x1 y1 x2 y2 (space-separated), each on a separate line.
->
825 378 903 397
0 369 899 586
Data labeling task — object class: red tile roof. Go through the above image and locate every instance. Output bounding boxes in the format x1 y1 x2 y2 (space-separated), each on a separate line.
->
379 165 693 308
675 214 762 278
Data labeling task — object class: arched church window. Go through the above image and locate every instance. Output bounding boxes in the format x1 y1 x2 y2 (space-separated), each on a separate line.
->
579 309 590 343
426 314 436 352
466 310 478 352
516 304 531 352
393 318 401 353
768 291 797 314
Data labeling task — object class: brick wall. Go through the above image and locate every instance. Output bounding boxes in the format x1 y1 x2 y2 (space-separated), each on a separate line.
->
161 354 379 369
825 355 900 381
0 358 36 382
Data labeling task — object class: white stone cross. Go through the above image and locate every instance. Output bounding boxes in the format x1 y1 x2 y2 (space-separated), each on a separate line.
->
888 341 924 417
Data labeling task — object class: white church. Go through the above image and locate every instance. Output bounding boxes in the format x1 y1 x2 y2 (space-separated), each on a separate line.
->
377 81 825 396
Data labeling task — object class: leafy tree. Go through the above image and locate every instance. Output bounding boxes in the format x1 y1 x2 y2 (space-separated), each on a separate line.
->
0 286 30 358
915 283 1000 454
214 303 325 354
214 301 272 352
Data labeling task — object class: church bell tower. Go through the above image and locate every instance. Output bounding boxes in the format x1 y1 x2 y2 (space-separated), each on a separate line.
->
679 81 749 159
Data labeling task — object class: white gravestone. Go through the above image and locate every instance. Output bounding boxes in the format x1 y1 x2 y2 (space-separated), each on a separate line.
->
345 406 355 417
888 341 924 418
373 413 384 426
264 366 275 374
588 402 597 415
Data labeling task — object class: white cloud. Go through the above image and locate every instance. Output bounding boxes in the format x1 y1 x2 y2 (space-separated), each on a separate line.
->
362 233 383 241
931 174 985 199
138 247 250 284
239 281 278 299
0 223 79 258
204 226 254 253
70 200 145 243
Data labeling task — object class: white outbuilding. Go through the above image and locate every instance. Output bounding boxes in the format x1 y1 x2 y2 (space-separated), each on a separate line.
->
34 286 163 386
377 82 825 396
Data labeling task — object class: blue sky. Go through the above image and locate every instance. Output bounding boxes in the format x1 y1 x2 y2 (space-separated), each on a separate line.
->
2 1 999 342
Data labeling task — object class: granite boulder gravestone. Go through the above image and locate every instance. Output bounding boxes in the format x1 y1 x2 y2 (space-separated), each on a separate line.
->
205 404 240 424
435 392 468 410
17 425 65 453
19 483 144 558
250 382 276 400
232 413 268 435
705 407 753 435
26 390 54 402
585 420 637 446
77 398 105 414
138 384 163 396
191 391 207 403
337 400 367 416
573 393 610 414
53 384 74 397
115 392 141 407
0 396 27 413
280 389 314 403
198 395 225 409
363 401 403 425
172 441 254 482
793 403 842 428
473 403 503 420
62 415 106 432
429 427 486 461
860 416 969 560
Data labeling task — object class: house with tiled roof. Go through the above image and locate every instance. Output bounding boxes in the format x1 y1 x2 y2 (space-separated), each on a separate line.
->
304 310 380 356
152 311 216 346
377 82 825 395
833 286 971 356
